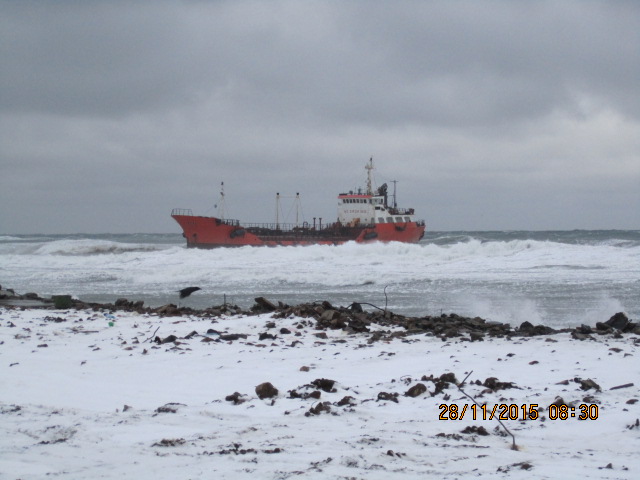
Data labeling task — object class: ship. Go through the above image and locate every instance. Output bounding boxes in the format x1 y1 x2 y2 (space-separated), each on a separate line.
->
171 158 425 247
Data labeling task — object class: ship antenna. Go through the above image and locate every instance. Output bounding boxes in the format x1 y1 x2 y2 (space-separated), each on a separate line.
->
365 157 374 195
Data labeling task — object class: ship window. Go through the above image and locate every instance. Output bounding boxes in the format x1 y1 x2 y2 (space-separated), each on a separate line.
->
396 217 402 222
404 216 410 222
378 217 384 223
387 217 393 223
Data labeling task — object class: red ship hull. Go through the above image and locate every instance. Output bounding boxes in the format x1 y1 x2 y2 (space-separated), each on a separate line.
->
172 213 425 248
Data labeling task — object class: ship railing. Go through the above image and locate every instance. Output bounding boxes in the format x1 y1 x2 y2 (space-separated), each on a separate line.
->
242 222 376 233
387 207 415 216
171 208 193 216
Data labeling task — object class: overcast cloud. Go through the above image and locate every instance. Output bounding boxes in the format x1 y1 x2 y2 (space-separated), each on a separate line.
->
1 0 638 233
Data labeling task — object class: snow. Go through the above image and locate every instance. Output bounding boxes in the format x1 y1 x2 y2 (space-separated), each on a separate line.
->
1 306 639 479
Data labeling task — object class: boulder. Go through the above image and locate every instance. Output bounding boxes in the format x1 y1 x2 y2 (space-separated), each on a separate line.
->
606 312 629 331
255 382 279 399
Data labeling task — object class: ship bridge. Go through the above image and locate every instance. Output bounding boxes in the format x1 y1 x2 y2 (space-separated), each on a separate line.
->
337 191 417 226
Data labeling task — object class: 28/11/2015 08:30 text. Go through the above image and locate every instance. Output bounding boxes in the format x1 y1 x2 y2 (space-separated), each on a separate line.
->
438 403 599 421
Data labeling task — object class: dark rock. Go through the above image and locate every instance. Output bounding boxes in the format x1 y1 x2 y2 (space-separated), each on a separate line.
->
280 328 291 334
156 304 180 316
155 335 178 345
225 392 247 405
578 378 601 392
470 331 485 341
519 321 534 331
152 438 185 447
259 332 277 341
305 401 332 416
405 383 428 397
288 389 321 400
52 295 73 309
578 324 593 334
483 377 515 391
350 302 363 313
377 392 399 403
606 312 629 331
219 333 247 341
311 378 336 393
115 298 130 307
155 403 185 414
571 331 592 341
337 396 356 406
461 425 489 436
253 297 277 312
255 382 279 399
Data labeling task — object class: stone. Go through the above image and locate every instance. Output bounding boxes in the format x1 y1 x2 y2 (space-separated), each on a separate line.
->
311 378 336 393
405 383 428 397
255 382 278 399
606 312 629 331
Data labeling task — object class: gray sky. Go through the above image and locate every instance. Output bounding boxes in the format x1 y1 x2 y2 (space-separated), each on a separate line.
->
1 0 639 233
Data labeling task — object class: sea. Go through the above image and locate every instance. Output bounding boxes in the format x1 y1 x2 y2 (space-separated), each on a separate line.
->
1 231 638 329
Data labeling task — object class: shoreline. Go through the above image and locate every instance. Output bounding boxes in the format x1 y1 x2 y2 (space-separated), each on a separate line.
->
1 287 638 341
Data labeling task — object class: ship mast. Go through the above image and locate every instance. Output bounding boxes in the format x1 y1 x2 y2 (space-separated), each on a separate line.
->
217 182 226 219
365 157 374 195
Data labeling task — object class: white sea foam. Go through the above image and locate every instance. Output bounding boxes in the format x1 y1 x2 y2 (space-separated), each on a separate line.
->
2 234 638 327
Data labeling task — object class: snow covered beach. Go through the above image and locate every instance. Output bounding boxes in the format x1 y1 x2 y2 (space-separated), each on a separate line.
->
1 298 639 479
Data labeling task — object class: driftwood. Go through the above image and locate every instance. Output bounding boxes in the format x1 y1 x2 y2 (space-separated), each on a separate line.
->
456 370 518 451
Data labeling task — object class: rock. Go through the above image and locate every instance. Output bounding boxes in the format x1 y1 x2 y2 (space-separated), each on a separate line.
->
377 392 399 403
305 402 332 416
288 389 321 400
519 321 534 331
219 333 247 341
578 378 601 392
571 331 592 341
483 377 515 391
255 382 279 399
578 324 593 334
606 312 629 331
253 297 277 312
52 295 73 309
320 309 338 322
461 425 489 436
311 378 336 393
156 304 180 316
337 396 356 406
550 396 567 407
405 383 427 397
155 335 178 345
225 392 248 405
470 331 484 341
